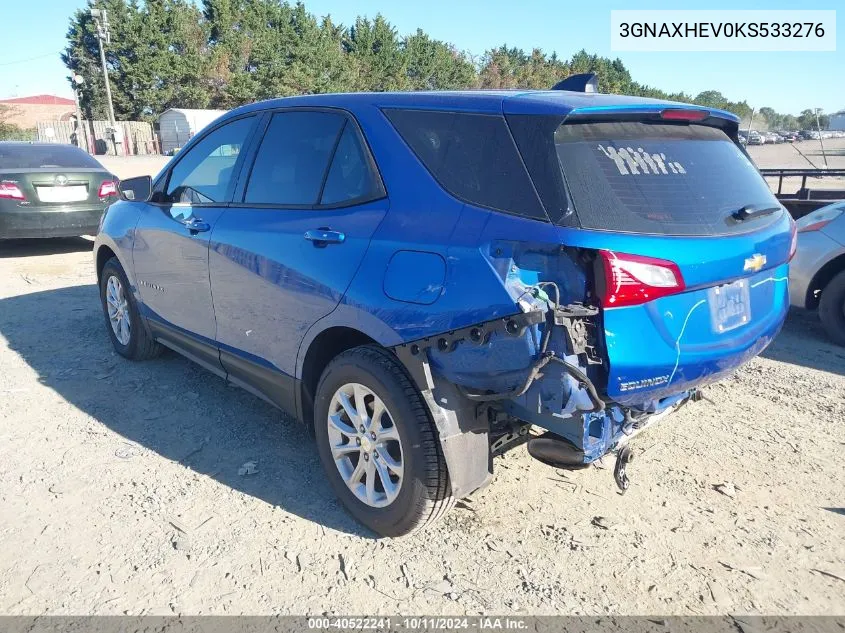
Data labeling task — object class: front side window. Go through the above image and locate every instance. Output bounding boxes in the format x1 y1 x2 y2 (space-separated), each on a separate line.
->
165 116 255 204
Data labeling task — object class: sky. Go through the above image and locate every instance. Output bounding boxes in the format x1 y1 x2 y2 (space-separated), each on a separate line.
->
0 0 841 115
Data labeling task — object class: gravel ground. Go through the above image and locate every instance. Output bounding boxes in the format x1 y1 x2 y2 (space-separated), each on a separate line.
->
0 238 843 616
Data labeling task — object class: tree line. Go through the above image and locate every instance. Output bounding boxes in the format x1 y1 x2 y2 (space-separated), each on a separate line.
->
60 0 828 131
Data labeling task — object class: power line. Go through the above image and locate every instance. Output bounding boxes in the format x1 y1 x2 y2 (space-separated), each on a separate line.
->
0 52 61 67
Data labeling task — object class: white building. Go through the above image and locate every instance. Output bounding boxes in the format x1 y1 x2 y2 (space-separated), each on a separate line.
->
158 108 227 154
830 111 845 131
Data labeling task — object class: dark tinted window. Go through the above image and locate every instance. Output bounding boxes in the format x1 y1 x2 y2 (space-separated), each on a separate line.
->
245 111 345 205
166 116 254 204
506 115 576 226
383 109 546 220
0 144 102 169
320 124 381 205
515 119 782 236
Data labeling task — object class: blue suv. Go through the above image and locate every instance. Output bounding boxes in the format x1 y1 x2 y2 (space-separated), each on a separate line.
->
95 86 794 536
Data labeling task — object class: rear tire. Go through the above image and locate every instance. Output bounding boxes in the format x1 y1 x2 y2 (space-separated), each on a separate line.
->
313 345 454 537
99 257 162 360
819 270 845 346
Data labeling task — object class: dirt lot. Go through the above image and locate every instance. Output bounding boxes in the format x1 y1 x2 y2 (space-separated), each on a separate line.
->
1 139 844 616
1 232 844 616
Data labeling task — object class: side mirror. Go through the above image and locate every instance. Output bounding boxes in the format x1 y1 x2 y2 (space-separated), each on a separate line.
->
118 175 152 202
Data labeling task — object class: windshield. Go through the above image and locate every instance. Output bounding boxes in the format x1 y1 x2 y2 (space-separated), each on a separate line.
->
508 118 783 236
0 144 103 170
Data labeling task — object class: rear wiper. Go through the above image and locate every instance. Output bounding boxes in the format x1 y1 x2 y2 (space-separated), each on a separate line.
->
733 204 781 222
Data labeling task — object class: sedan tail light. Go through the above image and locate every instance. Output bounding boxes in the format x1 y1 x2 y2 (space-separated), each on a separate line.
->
0 181 26 201
788 219 798 260
599 250 686 307
796 205 843 234
98 180 118 198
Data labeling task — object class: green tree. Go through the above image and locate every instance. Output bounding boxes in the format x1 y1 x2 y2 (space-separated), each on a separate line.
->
62 0 211 121
693 90 728 109
60 0 830 128
344 14 407 91
403 29 476 90
797 109 829 130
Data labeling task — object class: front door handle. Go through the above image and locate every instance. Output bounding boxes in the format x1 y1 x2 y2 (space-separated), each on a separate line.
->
304 228 345 245
184 217 211 234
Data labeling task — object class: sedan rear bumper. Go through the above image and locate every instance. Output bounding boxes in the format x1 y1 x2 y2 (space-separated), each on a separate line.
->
0 207 104 239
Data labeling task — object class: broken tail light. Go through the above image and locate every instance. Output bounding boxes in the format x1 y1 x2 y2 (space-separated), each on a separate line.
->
0 181 26 201
599 250 685 307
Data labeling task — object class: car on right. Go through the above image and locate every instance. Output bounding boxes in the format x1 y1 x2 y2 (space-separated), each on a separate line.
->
789 201 845 345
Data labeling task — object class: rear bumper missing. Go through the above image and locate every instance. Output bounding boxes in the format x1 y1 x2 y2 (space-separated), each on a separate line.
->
392 310 696 489
0 207 103 239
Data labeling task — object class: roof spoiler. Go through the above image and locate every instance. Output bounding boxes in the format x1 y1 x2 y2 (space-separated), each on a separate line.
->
551 73 599 93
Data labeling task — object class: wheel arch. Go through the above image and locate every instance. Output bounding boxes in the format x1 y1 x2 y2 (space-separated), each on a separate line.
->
807 252 845 310
297 326 380 429
296 307 493 499
95 244 118 284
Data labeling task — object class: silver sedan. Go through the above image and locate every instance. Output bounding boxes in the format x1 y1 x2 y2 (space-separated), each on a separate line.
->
789 202 845 345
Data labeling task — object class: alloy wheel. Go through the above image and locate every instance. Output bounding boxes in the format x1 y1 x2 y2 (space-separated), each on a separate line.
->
105 275 131 346
327 382 404 508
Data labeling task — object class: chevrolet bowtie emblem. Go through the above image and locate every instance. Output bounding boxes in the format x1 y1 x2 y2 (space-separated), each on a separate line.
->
743 253 767 273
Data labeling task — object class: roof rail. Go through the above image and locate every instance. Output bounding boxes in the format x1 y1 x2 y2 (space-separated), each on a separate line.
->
551 73 599 93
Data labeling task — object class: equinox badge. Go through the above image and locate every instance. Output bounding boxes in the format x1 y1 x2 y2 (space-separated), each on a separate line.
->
743 253 766 273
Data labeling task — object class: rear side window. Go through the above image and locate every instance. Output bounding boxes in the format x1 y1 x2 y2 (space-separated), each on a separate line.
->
383 109 546 220
320 124 382 205
244 111 345 206
0 144 102 169
511 118 782 236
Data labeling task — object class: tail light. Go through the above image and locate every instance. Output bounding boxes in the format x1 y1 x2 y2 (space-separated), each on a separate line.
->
0 181 26 201
788 219 798 260
599 250 685 307
796 206 843 234
98 180 118 198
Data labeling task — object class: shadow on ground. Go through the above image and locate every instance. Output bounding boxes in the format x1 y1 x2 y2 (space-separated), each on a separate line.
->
0 284 373 537
762 309 845 375
0 237 94 258
1 286 840 537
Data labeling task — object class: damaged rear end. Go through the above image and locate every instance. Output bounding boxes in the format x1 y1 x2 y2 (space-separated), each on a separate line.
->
393 98 793 492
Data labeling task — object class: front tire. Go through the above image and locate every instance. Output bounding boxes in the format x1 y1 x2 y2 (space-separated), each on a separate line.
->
819 270 845 346
314 345 454 537
99 257 162 360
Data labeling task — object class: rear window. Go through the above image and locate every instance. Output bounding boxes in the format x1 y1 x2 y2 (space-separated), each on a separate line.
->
383 109 546 221
0 144 102 170
508 118 782 236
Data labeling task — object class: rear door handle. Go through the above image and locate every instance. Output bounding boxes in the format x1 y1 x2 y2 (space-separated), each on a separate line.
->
184 217 211 234
304 228 345 245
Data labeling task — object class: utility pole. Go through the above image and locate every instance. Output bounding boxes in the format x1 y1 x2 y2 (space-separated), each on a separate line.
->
815 108 828 169
746 108 755 138
71 73 90 153
90 8 116 127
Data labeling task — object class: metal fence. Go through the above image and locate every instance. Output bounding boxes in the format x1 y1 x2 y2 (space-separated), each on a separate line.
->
35 120 158 156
